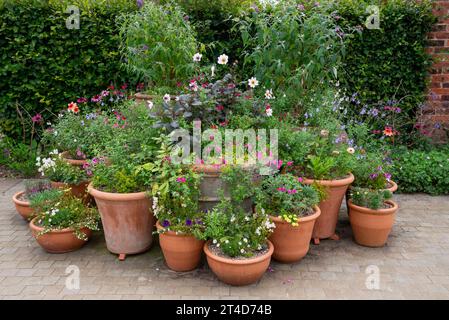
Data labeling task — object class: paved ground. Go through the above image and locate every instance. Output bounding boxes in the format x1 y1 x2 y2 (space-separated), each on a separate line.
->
1 178 449 300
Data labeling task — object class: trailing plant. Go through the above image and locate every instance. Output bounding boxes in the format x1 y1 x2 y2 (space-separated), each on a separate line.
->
256 173 320 226
350 187 393 210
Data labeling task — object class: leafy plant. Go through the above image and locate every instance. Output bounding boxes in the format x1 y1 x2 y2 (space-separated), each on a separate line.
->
350 187 392 210
351 152 393 190
36 150 88 185
0 135 38 177
23 179 52 200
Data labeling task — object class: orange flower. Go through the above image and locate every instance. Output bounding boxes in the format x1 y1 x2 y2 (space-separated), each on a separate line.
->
383 127 394 137
68 102 79 114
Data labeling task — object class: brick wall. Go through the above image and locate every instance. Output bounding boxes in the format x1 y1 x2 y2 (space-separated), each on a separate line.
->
422 0 449 142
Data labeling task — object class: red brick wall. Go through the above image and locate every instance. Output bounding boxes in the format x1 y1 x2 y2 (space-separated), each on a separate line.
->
422 0 449 141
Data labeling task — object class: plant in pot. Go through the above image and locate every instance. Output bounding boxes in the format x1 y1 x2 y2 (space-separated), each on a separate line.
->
36 150 89 199
151 141 205 271
201 199 275 286
348 187 398 247
87 106 160 260
29 189 99 253
255 173 320 263
12 179 52 220
283 127 355 244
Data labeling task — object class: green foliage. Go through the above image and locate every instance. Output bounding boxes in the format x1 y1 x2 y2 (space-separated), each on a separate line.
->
391 147 449 195
24 179 52 199
36 151 88 184
200 199 275 258
0 135 38 177
332 0 435 140
350 187 392 210
219 165 258 204
30 189 99 240
351 152 392 190
119 1 198 88
0 0 138 138
256 174 319 226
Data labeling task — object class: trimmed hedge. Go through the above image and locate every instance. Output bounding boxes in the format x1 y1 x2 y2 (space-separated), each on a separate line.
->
0 0 138 138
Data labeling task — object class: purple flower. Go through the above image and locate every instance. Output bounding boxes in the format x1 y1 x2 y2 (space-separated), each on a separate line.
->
384 173 392 181
297 4 305 11
136 0 144 9
195 218 203 225
369 173 379 180
162 220 170 228
185 219 192 226
32 113 43 123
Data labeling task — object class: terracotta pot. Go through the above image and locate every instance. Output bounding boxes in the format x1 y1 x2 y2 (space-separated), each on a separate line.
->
204 240 273 286
192 164 256 212
156 221 204 272
348 200 398 247
269 206 321 263
88 183 154 260
134 93 153 105
12 191 33 220
51 181 89 199
303 173 354 243
29 217 91 253
61 151 88 167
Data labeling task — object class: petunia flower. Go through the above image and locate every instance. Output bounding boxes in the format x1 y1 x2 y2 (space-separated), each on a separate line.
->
217 54 229 65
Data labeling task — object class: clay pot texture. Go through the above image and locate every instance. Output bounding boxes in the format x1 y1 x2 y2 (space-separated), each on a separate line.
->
61 151 88 167
156 221 204 272
386 180 398 193
269 206 321 263
29 217 91 253
12 191 33 220
204 240 273 286
134 93 153 103
348 200 398 247
304 173 354 240
88 184 154 256
51 181 89 199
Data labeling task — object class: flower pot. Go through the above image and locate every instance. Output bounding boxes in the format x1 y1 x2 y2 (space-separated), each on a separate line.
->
192 164 255 212
303 173 354 244
51 181 89 199
61 151 88 167
12 191 33 220
29 217 91 253
156 221 204 272
88 184 154 260
345 180 398 214
204 240 274 286
269 206 321 263
348 200 398 247
134 92 153 103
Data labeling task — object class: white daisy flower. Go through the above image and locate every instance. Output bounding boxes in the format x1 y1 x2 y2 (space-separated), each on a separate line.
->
217 54 229 65
248 77 259 89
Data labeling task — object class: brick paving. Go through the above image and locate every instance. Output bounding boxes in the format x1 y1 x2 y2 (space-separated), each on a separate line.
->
1 178 449 300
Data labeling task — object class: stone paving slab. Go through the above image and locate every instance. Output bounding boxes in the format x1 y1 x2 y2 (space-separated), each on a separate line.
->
1 179 449 300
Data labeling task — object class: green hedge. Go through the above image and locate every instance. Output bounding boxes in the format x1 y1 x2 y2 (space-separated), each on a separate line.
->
333 0 435 124
0 0 138 138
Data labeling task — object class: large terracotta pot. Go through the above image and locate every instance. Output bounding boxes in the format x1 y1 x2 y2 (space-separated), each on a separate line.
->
29 217 91 253
204 240 273 286
61 151 88 167
269 206 321 263
192 164 256 212
88 184 154 260
51 181 89 199
156 221 204 272
348 200 398 247
12 191 33 220
303 173 354 244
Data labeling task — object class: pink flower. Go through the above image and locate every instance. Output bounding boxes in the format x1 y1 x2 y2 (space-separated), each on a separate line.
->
287 161 293 166
277 187 286 192
176 177 186 183
31 113 43 123
298 177 304 183
288 189 297 194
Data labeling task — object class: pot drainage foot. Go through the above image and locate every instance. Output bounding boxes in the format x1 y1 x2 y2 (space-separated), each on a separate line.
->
313 238 320 245
118 253 126 261
329 233 340 241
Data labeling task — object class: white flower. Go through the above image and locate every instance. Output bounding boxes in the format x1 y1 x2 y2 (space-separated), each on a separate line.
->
53 130 58 136
238 241 242 246
244 216 250 221
230 215 236 223
248 77 259 89
243 238 248 243
240 249 245 254
175 96 180 101
217 54 229 65
266 108 273 117
193 53 202 62
147 101 153 109
225 240 229 244
189 81 199 92
163 94 171 103
265 89 274 99
213 239 217 244
216 243 220 247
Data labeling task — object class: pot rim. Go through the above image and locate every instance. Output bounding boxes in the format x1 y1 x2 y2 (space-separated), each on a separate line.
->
61 151 89 165
29 216 83 234
348 199 398 215
156 220 199 238
88 183 149 201
386 180 398 192
12 191 30 207
303 173 355 187
134 92 153 99
270 205 321 224
203 240 273 265
51 180 89 187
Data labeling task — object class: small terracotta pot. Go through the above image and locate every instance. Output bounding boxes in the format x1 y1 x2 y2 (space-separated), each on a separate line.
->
348 200 398 247
12 191 33 220
51 181 89 199
269 206 321 263
303 173 354 242
204 240 273 286
29 217 91 253
156 221 204 272
61 151 88 167
386 180 398 193
88 183 154 259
